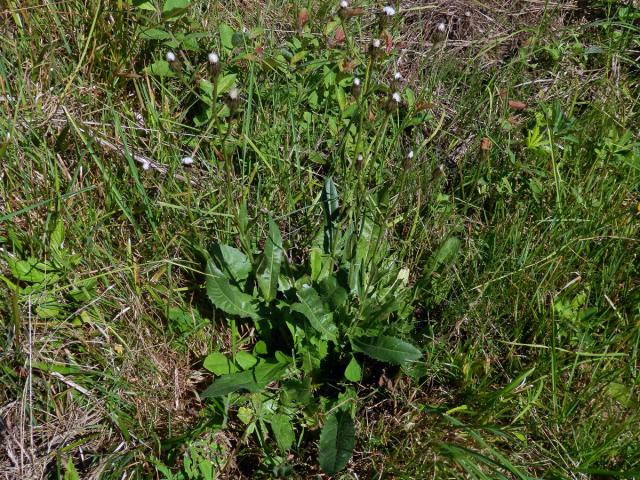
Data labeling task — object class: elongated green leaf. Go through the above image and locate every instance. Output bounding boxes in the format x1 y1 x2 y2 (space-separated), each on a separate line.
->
139 28 172 40
291 285 337 342
271 413 295 451
431 237 461 271
319 410 355 474
205 259 259 319
200 359 288 398
351 336 422 365
257 220 283 303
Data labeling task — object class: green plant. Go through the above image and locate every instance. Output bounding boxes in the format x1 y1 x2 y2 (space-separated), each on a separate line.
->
199 177 422 474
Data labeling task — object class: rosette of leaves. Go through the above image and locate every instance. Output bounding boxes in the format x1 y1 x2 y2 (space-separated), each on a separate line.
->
200 178 422 474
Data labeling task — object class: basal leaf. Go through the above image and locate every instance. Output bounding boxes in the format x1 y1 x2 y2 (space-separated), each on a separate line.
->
146 60 175 77
212 244 251 284
139 28 172 40
271 413 295 451
318 410 355 474
351 335 422 365
162 0 190 16
219 23 234 50
291 285 337 342
9 257 50 283
205 259 259 320
200 359 289 398
257 219 283 303
203 352 235 375
235 351 258 370
200 74 237 101
130 0 155 10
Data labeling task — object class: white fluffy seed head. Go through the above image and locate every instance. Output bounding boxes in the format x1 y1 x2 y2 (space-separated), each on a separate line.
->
357 154 363 161
394 72 402 80
166 51 176 62
372 39 381 48
181 156 194 165
407 150 414 159
392 92 401 103
383 6 396 16
437 22 446 33
340 0 348 8
353 77 361 86
208 52 219 64
229 88 240 100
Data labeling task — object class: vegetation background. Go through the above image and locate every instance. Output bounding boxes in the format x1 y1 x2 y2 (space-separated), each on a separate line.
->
1 0 639 478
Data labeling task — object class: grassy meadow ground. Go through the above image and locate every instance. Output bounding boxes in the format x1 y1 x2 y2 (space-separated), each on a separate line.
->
1 0 639 478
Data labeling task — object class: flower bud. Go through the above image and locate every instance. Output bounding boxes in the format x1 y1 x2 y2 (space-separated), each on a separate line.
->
369 38 383 58
166 51 180 72
386 91 402 111
433 22 447 44
226 88 241 115
352 77 361 97
208 51 221 77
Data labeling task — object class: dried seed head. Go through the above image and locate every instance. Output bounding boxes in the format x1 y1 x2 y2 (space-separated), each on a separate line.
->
226 88 241 115
437 22 446 33
181 156 194 165
382 5 396 16
208 52 219 64
166 51 176 62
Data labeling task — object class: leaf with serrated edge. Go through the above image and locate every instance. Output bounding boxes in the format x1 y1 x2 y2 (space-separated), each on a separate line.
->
200 359 288 398
351 336 422 365
291 285 337 342
205 259 259 319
